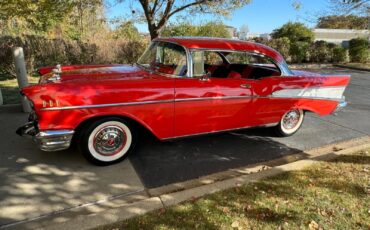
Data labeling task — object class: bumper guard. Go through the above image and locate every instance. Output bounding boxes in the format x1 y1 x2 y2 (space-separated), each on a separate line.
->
16 122 74 151
333 97 347 115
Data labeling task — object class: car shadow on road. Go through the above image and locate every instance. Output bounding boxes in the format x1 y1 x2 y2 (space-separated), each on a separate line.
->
130 127 303 188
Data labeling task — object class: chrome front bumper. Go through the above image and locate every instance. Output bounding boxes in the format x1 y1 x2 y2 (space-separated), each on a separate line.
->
16 122 74 151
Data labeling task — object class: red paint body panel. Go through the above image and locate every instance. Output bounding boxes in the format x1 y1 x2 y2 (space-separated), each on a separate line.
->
21 38 351 141
38 64 121 76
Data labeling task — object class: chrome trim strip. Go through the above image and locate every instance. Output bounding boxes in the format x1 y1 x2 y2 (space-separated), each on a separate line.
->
41 99 174 111
41 90 346 111
175 95 252 102
41 96 254 111
162 122 279 140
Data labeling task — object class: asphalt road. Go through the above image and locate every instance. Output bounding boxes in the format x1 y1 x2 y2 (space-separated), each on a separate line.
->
129 67 370 188
0 67 369 227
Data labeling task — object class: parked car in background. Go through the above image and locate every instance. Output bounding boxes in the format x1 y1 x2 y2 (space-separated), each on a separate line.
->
17 37 350 165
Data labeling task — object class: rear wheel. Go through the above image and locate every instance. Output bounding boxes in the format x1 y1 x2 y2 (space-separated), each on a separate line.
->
275 109 304 137
80 118 137 166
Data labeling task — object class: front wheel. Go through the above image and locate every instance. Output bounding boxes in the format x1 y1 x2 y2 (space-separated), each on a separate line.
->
274 109 304 137
80 118 137 166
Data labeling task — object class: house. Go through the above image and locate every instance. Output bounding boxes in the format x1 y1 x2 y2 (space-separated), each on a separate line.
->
313 28 370 47
225 26 237 39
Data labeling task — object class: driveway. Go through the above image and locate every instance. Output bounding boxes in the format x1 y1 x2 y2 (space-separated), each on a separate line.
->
130 67 370 187
0 67 369 227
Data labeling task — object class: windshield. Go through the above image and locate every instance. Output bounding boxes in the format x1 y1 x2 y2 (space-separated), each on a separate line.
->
137 41 187 76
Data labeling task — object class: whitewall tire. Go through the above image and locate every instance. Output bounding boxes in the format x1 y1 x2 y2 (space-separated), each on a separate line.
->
275 109 304 137
81 118 137 165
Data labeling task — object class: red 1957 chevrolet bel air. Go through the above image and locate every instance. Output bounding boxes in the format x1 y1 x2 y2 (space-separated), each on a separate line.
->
17 37 350 165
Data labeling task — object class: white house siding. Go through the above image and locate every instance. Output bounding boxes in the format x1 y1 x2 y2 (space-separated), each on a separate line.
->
313 29 370 47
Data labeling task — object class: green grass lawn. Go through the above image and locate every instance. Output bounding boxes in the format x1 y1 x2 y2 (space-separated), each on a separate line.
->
0 74 39 104
100 149 370 230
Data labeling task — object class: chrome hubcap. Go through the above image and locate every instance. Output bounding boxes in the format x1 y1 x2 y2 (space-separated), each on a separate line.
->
282 110 301 130
93 126 126 156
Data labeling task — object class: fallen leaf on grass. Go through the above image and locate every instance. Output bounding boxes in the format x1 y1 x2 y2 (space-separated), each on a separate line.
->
231 220 239 228
308 220 319 230
222 207 230 214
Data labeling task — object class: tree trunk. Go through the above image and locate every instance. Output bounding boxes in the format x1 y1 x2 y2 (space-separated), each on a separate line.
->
149 28 160 40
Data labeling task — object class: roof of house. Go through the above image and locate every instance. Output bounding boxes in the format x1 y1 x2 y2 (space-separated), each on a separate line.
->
154 37 285 62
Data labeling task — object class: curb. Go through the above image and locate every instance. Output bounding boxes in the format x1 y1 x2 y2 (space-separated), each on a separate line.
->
334 64 370 72
3 136 370 230
288 63 333 69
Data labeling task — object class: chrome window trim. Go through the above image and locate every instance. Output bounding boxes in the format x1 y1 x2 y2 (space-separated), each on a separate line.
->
187 48 293 77
136 40 191 78
137 41 293 78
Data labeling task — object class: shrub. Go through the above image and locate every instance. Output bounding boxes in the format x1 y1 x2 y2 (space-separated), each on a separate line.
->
271 22 314 43
0 35 149 77
349 38 369 63
290 41 309 63
267 37 291 61
0 35 98 76
309 40 332 63
332 46 348 63
116 40 148 64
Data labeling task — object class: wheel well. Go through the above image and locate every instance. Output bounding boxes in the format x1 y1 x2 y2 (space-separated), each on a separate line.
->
72 115 154 144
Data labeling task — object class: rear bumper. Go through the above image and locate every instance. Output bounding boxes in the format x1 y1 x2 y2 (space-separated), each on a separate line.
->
16 122 74 151
332 97 347 115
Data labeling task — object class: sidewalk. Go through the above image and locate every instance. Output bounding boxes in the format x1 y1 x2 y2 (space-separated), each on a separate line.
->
0 110 145 228
3 136 369 230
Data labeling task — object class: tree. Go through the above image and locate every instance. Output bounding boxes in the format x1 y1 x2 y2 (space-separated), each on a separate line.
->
0 0 105 39
271 22 314 43
0 0 75 33
316 15 369 29
118 0 251 40
113 21 141 40
327 0 369 15
161 21 231 38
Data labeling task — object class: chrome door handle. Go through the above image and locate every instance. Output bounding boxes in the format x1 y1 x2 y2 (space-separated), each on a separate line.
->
240 83 251 89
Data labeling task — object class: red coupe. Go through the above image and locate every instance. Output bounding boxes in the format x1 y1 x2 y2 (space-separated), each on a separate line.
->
17 37 350 165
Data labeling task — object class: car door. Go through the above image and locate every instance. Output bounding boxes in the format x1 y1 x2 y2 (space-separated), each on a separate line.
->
174 51 255 137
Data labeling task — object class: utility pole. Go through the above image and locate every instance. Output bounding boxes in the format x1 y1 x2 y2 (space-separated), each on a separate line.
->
12 47 31 113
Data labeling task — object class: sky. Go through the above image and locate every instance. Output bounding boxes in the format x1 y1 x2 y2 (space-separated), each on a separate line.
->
105 0 329 33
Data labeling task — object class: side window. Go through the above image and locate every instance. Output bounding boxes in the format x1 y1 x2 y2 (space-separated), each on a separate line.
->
226 52 250 64
192 51 205 77
225 51 281 79
226 52 276 67
204 51 223 65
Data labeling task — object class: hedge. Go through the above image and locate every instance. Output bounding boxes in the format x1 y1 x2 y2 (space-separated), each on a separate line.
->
349 38 369 63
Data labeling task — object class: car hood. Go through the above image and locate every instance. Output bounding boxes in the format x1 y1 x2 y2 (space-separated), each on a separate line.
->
39 64 149 84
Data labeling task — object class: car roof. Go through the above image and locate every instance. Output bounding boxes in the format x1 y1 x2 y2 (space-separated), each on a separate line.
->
154 37 285 63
